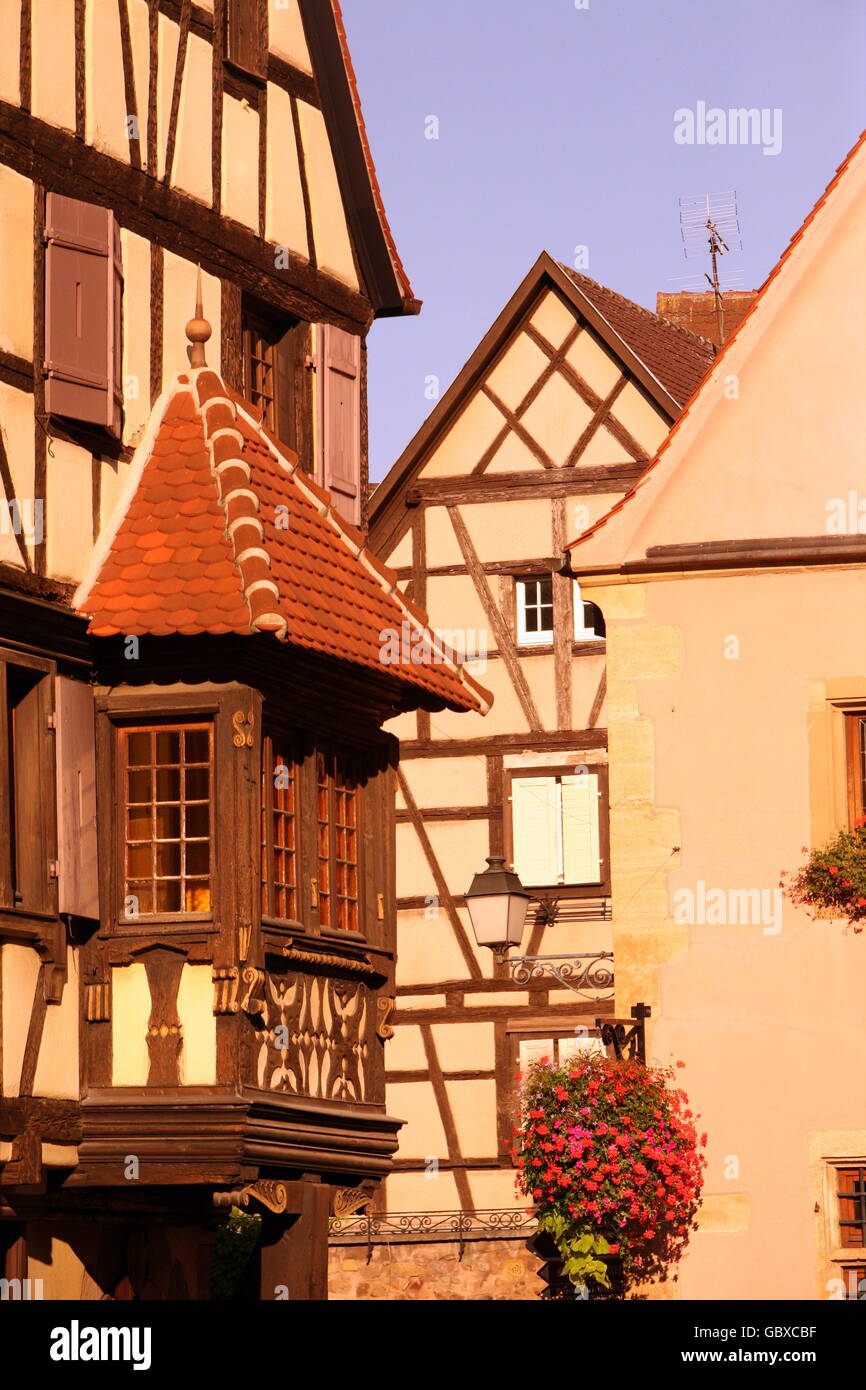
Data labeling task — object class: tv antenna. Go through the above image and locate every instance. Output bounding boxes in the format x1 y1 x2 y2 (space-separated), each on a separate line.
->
678 190 742 345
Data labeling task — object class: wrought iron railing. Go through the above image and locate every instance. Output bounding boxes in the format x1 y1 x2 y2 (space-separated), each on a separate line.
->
328 1207 537 1262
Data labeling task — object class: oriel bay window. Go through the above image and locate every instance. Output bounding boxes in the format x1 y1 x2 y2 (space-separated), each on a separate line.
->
506 765 610 896
122 724 213 919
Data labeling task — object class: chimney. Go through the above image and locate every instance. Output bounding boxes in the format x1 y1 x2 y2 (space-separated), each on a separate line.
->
656 290 760 348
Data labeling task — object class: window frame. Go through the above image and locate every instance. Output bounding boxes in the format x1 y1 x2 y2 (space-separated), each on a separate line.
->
118 720 215 924
99 687 252 938
504 762 611 898
515 575 555 647
0 646 58 937
260 730 303 931
822 1157 866 1301
315 748 364 939
499 1020 604 1163
241 305 310 467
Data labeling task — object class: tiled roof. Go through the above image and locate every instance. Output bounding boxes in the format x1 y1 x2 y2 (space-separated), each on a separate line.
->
558 265 716 408
74 368 491 715
565 126 866 556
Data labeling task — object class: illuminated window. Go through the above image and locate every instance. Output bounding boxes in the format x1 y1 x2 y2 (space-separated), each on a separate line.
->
122 724 212 917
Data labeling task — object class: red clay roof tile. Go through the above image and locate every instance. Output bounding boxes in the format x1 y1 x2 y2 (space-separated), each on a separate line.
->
75 366 489 715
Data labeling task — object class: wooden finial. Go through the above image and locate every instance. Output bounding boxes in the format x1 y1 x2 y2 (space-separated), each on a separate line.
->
186 266 211 368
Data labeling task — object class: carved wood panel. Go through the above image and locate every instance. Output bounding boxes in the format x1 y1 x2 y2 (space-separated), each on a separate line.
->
253 970 374 1102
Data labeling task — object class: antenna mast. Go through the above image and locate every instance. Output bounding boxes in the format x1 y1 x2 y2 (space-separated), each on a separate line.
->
678 191 743 345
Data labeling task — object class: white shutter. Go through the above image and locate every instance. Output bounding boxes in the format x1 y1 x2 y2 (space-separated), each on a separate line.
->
558 1034 603 1062
561 772 601 884
511 776 558 887
519 1038 555 1071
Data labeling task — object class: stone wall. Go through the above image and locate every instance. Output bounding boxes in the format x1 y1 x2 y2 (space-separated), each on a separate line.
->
328 1238 541 1301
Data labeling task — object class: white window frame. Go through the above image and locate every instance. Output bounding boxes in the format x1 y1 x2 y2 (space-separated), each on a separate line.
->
515 576 554 646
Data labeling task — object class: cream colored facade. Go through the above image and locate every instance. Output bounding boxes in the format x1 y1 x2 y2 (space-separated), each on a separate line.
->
567 131 866 1300
369 254 710 1225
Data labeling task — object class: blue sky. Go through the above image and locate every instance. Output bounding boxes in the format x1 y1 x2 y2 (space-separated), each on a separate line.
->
340 0 866 481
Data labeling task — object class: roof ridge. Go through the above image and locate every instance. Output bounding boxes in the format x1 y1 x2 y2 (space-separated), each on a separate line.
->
558 264 717 355
192 369 286 637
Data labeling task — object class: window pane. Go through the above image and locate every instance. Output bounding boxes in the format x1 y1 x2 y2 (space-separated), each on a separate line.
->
155 767 181 802
185 767 209 801
155 804 181 840
185 803 209 838
126 731 151 766
184 729 210 764
156 880 181 913
156 842 181 877
155 731 180 764
186 840 210 876
127 769 151 804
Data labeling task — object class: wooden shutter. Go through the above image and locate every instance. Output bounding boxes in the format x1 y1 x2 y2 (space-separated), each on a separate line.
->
55 677 99 920
0 658 55 916
44 193 123 435
561 772 601 884
511 776 559 887
226 0 267 78
319 325 361 525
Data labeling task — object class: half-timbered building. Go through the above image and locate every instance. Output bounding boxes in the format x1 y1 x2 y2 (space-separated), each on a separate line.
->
0 0 488 1301
351 252 714 1297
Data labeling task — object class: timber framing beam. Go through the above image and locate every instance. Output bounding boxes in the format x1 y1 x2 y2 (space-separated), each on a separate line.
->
0 101 373 331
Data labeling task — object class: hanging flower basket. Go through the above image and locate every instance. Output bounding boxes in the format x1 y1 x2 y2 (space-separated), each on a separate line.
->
515 1053 706 1297
781 817 866 933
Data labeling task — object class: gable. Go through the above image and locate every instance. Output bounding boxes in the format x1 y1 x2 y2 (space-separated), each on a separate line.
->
370 252 711 559
568 129 866 570
0 0 414 318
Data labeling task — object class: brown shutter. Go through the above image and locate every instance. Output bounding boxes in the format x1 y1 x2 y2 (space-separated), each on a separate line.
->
55 677 99 920
319 325 361 525
226 0 267 78
44 193 123 435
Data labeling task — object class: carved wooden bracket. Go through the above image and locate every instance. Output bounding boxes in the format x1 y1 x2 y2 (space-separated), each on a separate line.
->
212 965 240 1015
240 966 266 1015
232 709 255 748
332 1183 375 1219
214 1179 291 1214
376 996 396 1040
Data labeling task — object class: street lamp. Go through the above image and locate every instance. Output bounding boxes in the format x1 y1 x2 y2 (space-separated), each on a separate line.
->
464 856 531 964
